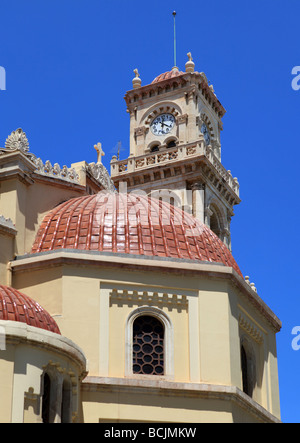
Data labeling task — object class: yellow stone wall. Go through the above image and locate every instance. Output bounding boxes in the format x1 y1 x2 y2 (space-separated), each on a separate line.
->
12 253 281 422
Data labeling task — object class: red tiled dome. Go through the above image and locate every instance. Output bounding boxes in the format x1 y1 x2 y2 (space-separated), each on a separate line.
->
32 193 243 277
152 68 184 84
0 285 61 334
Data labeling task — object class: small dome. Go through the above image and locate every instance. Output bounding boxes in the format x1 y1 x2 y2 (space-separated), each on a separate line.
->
32 193 243 277
152 67 184 84
0 285 61 334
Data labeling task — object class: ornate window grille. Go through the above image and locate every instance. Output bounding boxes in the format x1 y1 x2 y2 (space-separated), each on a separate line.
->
132 315 165 376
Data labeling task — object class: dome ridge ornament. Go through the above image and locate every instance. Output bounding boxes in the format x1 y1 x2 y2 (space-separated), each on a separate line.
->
185 52 195 73
5 128 29 153
132 69 142 89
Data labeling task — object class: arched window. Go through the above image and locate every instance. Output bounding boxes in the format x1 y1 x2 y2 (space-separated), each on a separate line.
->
151 145 160 152
42 373 51 423
125 306 174 378
41 367 74 423
166 140 176 149
210 211 220 237
240 340 255 398
132 315 165 376
241 345 250 396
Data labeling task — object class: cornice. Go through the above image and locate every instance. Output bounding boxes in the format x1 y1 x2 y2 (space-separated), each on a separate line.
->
81 376 281 423
111 144 240 207
11 249 281 333
125 71 226 118
0 319 87 377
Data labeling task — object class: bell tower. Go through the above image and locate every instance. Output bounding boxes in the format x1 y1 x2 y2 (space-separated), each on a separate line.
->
111 53 240 250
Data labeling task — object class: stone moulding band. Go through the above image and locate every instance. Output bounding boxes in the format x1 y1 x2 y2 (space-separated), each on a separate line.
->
81 376 281 423
10 250 282 333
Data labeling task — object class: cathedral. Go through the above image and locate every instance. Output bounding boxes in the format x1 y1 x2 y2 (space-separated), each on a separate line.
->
0 53 281 423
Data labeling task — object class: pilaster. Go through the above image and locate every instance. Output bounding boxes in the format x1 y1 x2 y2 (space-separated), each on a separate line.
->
187 87 197 143
191 182 205 224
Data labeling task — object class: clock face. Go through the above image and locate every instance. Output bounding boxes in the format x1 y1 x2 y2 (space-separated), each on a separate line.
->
150 113 175 136
201 123 211 145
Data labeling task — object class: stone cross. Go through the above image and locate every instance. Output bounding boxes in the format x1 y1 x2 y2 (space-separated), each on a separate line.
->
94 142 105 164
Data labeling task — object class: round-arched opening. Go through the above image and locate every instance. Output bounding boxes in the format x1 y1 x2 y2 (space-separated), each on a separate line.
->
210 211 220 237
166 140 176 149
132 315 165 376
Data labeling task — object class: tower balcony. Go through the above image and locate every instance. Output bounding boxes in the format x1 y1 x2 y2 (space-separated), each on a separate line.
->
110 141 240 200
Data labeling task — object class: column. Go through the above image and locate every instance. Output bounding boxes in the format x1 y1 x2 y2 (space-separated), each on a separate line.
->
129 109 136 156
191 182 205 224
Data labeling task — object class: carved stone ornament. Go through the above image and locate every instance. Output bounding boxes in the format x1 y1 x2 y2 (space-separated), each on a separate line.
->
26 155 79 183
134 126 148 137
86 162 116 193
1 129 116 190
0 215 17 235
5 128 29 153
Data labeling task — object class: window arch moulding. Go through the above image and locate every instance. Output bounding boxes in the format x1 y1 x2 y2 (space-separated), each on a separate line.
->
125 306 174 380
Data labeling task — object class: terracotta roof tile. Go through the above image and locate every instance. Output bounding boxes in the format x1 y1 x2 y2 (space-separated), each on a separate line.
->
32 193 243 277
152 68 184 84
0 285 61 334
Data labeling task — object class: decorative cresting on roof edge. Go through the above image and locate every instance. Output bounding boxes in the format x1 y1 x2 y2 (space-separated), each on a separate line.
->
85 162 116 193
5 128 29 153
0 215 17 235
1 129 116 192
1 128 80 184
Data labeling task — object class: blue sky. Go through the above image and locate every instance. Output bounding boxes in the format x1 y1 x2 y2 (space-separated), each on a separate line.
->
0 0 299 423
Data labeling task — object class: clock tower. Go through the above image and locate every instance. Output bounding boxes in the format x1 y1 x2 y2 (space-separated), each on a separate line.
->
111 53 240 250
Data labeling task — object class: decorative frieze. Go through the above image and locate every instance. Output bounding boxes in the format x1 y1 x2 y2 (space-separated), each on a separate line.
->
239 313 264 344
110 288 188 310
111 141 240 200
